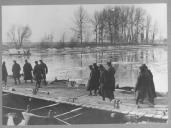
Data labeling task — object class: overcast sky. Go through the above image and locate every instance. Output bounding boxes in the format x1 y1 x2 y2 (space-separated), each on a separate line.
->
2 4 167 43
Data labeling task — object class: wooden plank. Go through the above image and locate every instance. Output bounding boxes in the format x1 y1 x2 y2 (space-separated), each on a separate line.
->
3 87 168 121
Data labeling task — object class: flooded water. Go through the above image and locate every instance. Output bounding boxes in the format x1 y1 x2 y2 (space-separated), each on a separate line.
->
2 45 168 92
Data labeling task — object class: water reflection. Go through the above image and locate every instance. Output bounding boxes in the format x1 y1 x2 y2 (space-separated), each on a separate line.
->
2 46 168 92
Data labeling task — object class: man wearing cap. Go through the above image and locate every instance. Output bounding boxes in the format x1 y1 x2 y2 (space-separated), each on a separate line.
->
39 60 48 85
12 60 21 85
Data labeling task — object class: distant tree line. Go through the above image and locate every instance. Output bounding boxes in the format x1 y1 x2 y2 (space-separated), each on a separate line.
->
7 5 161 49
72 5 158 45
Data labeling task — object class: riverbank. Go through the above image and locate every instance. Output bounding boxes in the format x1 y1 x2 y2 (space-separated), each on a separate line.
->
1 42 167 50
2 78 168 123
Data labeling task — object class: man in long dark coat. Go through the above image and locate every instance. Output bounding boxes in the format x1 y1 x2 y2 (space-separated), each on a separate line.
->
23 60 33 83
144 64 157 104
87 65 96 96
33 61 42 88
106 62 115 100
99 64 108 101
93 63 100 96
2 61 8 86
12 60 21 85
135 64 156 106
39 60 48 85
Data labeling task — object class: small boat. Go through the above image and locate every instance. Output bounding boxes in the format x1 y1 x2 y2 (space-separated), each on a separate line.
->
8 48 31 56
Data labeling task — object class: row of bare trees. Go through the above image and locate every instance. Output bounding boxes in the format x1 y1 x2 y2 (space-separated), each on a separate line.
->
7 25 32 49
72 6 158 45
7 5 159 49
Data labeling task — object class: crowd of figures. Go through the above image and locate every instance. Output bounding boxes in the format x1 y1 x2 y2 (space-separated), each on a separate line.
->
2 59 156 106
2 60 48 89
87 62 115 102
87 62 157 107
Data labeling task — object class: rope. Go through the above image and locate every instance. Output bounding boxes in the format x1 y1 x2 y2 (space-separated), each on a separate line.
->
2 106 25 111
55 117 71 125
3 103 60 112
63 113 83 121
31 103 60 111
55 107 82 118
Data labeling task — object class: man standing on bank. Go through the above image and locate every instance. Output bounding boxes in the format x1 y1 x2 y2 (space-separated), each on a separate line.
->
39 60 48 85
23 60 33 83
33 61 42 88
135 64 156 107
12 60 21 85
2 61 8 87
106 61 115 101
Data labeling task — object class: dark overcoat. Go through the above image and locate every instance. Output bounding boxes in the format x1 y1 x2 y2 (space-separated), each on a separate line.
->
100 70 114 100
135 71 150 100
33 64 42 80
2 64 8 82
12 63 21 78
87 69 96 91
106 66 116 91
147 70 157 98
93 67 100 90
23 63 33 80
39 63 48 74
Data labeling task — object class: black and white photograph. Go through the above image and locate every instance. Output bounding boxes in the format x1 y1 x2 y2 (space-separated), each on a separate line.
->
1 3 168 125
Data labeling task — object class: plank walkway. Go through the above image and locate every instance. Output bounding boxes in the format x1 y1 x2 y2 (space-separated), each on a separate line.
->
2 80 168 121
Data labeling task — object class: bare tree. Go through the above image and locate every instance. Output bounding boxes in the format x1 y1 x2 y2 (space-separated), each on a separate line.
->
61 32 65 43
72 6 89 45
41 33 54 48
145 15 152 43
151 22 158 43
134 7 146 43
103 8 114 44
98 10 106 44
7 25 18 47
41 33 54 42
91 11 100 44
7 25 32 49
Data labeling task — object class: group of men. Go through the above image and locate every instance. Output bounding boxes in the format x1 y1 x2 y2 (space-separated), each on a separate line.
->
87 62 115 102
2 59 156 106
87 62 156 106
2 60 48 88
